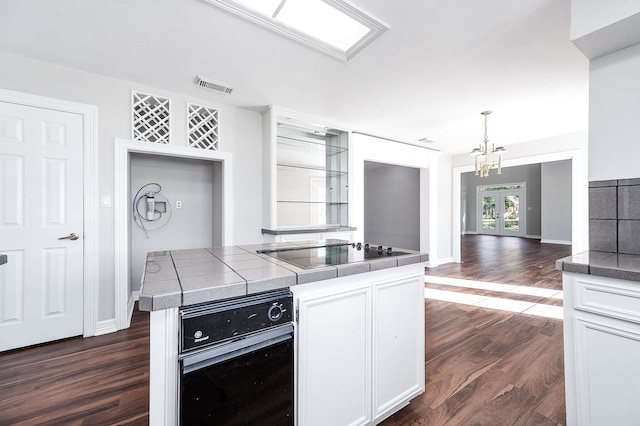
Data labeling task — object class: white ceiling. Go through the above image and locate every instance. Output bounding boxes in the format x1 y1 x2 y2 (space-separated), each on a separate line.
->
0 0 589 154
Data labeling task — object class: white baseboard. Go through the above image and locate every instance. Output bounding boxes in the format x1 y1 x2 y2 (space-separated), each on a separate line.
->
426 256 456 267
95 319 118 336
525 234 542 239
541 239 572 245
462 231 478 235
125 293 137 330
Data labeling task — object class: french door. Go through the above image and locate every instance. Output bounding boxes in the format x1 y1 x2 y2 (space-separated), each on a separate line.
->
478 186 525 237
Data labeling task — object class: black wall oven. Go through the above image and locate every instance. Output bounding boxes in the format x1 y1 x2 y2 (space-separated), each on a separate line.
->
179 290 294 425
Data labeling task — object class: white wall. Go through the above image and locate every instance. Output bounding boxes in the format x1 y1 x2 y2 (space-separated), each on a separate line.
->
452 131 587 169
541 159 572 244
570 0 640 40
589 43 640 180
0 51 262 322
435 153 453 264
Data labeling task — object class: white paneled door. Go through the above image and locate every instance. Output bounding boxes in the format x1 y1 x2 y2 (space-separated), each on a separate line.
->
0 101 84 352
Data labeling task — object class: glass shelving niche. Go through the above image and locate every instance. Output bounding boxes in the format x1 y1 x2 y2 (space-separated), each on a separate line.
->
276 123 348 228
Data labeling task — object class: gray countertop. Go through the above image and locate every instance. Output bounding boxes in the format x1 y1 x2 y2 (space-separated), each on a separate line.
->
261 226 357 235
556 250 640 283
139 241 429 311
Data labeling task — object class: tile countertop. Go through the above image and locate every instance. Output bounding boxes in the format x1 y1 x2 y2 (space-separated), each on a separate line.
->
556 251 640 283
138 241 429 311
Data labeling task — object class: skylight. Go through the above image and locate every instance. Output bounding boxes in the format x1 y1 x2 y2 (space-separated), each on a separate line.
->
206 0 389 61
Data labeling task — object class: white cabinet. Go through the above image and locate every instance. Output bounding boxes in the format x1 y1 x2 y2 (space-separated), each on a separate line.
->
372 275 425 423
563 272 640 426
296 282 373 426
292 265 425 425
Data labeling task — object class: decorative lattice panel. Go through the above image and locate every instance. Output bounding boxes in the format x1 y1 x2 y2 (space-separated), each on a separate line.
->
132 91 171 144
187 103 219 150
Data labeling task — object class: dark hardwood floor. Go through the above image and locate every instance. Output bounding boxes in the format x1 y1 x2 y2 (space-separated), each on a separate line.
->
0 307 150 425
381 235 571 426
0 235 571 425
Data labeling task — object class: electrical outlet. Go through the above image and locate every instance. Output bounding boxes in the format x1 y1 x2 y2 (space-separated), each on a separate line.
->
176 200 182 209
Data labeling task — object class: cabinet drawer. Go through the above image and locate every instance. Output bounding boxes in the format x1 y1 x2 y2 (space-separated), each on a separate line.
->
575 279 640 324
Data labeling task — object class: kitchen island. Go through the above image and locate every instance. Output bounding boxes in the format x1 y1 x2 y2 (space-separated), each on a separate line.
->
139 240 428 425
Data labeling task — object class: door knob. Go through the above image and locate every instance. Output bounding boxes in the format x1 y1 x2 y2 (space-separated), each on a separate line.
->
58 232 79 241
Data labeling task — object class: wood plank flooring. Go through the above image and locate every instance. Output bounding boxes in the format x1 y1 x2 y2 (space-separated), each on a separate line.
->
381 235 571 426
0 235 571 425
0 306 150 425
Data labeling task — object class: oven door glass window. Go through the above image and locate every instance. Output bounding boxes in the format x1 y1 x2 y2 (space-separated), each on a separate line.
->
180 338 294 425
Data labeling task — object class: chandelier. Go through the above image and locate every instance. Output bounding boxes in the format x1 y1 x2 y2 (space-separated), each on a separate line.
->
469 110 506 177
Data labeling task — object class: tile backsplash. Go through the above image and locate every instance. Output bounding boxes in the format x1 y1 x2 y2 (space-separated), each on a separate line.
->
590 178 640 254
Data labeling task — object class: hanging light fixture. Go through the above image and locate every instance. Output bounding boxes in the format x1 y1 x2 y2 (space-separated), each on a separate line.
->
469 110 506 177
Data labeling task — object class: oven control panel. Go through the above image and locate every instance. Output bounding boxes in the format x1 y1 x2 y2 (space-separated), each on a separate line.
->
180 290 293 353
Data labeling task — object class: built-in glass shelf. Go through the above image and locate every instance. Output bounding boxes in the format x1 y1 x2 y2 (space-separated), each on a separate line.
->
277 163 348 176
277 201 348 204
277 135 348 157
274 116 349 229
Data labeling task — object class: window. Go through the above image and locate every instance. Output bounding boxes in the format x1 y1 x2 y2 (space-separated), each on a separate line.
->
205 0 389 61
479 184 524 192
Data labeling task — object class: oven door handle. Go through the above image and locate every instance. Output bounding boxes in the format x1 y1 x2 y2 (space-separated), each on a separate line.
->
181 323 293 374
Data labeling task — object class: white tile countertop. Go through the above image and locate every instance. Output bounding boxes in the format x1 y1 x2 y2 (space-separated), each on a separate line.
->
138 240 428 311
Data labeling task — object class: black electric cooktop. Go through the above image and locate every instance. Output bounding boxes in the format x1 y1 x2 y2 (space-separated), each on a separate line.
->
258 240 410 270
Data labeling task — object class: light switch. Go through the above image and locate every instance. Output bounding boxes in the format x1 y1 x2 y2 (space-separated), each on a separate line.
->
101 195 111 208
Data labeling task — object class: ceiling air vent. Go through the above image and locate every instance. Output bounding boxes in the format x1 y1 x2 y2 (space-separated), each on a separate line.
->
195 76 234 95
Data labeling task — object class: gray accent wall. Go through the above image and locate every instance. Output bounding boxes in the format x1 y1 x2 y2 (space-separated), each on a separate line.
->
364 161 420 250
541 160 572 243
461 163 542 236
130 154 221 292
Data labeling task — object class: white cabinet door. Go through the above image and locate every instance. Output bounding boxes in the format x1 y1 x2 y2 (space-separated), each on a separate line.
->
372 275 425 423
563 272 640 426
295 283 373 426
573 315 640 425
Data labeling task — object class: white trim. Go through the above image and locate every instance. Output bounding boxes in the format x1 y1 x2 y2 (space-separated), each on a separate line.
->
541 239 572 245
150 308 179 425
453 149 589 262
0 88 99 338
114 139 234 330
95 319 118 336
525 234 542 239
475 183 526 237
429 256 455 267
427 152 441 265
